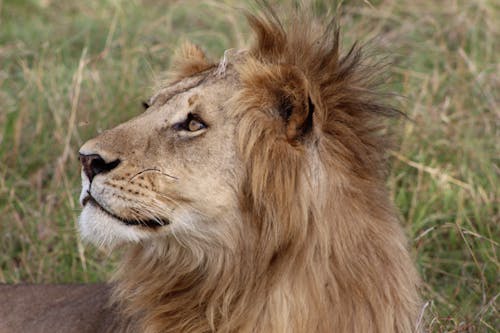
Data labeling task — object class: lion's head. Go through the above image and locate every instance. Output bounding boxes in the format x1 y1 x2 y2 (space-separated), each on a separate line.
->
79 46 244 248
78 8 421 333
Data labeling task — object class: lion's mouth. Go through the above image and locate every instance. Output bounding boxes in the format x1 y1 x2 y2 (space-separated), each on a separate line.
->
82 195 169 229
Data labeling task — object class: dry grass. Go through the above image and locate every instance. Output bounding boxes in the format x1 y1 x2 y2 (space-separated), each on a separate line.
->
0 0 498 331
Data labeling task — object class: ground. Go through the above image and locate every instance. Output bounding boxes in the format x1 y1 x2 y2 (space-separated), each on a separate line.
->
0 0 498 331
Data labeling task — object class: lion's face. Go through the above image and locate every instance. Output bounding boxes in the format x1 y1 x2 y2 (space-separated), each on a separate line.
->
78 70 242 247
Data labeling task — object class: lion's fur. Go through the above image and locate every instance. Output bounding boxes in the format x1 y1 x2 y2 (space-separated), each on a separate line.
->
0 284 131 332
105 8 421 333
169 41 215 82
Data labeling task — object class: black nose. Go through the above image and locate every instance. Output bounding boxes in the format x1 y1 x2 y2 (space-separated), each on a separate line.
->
79 153 120 182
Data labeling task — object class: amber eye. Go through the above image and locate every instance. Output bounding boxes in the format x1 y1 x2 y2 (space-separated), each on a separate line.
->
173 113 207 132
187 119 205 132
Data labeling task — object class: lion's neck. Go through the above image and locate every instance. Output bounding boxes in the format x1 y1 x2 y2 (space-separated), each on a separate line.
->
111 188 419 333
111 235 329 332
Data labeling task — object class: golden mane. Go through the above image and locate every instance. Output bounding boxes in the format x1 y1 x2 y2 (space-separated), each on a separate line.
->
111 6 421 333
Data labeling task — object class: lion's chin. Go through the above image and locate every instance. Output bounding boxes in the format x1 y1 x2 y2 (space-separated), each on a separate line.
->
78 204 158 249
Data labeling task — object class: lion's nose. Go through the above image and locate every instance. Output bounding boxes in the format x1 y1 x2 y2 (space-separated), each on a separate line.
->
79 153 121 182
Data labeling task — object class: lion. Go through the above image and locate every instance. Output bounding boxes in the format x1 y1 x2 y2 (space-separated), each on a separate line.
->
0 6 421 333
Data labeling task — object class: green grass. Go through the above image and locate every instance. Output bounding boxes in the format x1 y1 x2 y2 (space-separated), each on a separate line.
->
0 0 498 331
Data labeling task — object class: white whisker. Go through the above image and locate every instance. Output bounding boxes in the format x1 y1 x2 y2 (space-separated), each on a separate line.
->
128 168 178 183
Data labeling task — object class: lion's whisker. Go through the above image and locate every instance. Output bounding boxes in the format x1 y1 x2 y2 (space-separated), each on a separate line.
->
152 191 208 218
128 168 178 183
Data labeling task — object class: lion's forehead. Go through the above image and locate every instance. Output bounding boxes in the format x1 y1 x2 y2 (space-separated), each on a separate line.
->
149 55 243 111
148 73 209 107
148 81 238 128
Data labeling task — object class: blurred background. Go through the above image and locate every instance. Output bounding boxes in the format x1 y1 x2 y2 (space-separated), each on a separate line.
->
0 0 498 331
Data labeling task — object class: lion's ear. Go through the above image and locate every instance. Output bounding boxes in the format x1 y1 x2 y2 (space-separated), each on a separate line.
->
170 41 213 80
278 91 315 142
238 61 315 142
274 67 315 142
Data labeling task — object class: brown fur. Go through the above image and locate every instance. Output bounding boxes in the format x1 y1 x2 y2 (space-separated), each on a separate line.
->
0 284 133 333
109 8 421 333
168 41 215 82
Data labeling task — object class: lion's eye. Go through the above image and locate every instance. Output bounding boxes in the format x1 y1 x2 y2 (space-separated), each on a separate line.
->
173 113 207 132
187 119 205 131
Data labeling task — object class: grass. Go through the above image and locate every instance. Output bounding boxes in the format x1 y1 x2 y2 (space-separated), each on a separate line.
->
0 0 498 331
